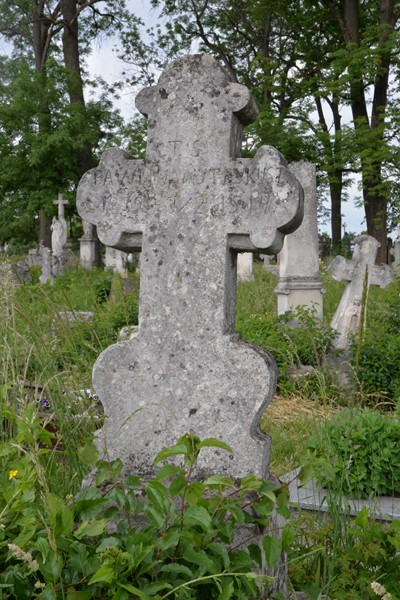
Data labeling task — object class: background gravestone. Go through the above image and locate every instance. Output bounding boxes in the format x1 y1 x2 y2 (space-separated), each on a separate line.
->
330 234 393 349
77 54 303 480
275 162 324 319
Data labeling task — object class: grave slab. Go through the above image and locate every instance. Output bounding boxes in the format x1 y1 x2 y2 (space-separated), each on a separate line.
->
281 467 400 522
77 54 304 480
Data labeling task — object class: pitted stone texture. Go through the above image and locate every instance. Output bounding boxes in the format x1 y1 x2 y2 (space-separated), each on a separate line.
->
77 54 303 479
275 162 324 318
330 235 393 349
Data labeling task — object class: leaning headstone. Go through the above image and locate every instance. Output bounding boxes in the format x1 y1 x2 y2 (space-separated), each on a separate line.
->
237 252 253 281
330 235 393 349
275 162 324 318
77 54 303 481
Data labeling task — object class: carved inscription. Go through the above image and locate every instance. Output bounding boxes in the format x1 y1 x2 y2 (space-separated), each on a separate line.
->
87 161 281 221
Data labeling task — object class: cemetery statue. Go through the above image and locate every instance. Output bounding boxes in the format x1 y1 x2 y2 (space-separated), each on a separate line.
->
77 54 304 482
51 216 67 258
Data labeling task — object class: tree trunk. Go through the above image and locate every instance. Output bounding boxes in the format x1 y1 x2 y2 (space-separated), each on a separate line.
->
61 0 101 265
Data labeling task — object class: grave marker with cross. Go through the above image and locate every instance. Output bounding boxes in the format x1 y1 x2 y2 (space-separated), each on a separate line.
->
53 193 68 220
330 235 393 348
77 54 303 479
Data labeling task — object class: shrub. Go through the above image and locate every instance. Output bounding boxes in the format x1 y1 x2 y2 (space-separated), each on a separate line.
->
0 411 291 599
307 408 400 498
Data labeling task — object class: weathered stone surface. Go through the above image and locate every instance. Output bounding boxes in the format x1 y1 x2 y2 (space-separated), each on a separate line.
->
330 235 393 349
77 54 303 480
275 162 324 318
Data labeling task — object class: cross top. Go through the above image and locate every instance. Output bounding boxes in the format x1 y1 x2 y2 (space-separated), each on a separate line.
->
135 54 257 165
53 193 68 220
77 54 304 479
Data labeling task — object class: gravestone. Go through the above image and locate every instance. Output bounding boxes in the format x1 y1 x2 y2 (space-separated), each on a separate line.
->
39 245 54 284
80 220 102 268
275 162 324 318
77 54 303 480
104 246 128 275
237 252 253 281
330 235 393 349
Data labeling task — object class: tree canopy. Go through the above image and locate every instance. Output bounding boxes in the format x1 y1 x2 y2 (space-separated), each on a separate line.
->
1 0 400 262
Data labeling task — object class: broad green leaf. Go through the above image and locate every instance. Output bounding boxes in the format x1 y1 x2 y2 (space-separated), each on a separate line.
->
89 563 115 584
183 505 213 532
153 443 188 464
298 464 313 487
262 535 282 568
198 438 233 453
160 563 193 577
74 519 108 540
67 589 92 599
156 464 185 480
117 583 150 598
204 475 235 488
146 480 169 512
182 545 215 572
282 524 295 550
217 579 234 600
78 442 99 466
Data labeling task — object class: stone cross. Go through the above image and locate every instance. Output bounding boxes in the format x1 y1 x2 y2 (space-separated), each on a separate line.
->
275 162 325 319
77 54 303 479
330 235 393 348
53 193 68 220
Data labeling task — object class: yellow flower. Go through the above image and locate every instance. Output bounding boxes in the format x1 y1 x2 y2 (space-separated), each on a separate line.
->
8 470 18 480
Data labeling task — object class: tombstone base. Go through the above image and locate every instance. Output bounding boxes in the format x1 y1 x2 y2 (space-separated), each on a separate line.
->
275 277 325 318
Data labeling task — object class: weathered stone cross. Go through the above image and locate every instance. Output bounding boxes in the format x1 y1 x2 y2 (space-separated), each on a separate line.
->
330 235 393 348
77 54 303 479
53 193 68 220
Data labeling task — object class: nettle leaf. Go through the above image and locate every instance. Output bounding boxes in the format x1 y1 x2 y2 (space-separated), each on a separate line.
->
262 535 282 568
169 475 186 497
183 505 213 532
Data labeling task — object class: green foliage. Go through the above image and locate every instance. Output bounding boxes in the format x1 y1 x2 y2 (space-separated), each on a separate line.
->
237 301 337 400
351 275 400 404
0 424 287 599
289 508 400 599
307 408 400 498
